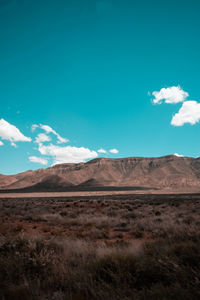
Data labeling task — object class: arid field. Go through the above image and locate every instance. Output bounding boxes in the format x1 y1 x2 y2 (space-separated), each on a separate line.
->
0 193 200 300
1 0 199 298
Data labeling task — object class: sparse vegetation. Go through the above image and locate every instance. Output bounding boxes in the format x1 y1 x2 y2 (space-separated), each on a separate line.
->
0 194 200 299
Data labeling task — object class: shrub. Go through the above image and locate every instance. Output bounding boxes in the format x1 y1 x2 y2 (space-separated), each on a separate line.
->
0 234 200 300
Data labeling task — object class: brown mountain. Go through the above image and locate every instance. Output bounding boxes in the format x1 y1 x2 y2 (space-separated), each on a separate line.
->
0 155 200 192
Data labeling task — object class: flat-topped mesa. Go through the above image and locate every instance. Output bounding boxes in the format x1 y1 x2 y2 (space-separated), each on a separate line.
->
48 155 196 171
0 155 200 191
51 155 194 168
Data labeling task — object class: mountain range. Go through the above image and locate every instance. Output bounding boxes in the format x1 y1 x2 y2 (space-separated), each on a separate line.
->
0 155 200 192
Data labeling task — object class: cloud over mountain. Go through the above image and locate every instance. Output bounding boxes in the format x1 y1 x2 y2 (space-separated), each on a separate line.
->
29 156 48 165
109 148 119 154
98 148 107 153
38 143 98 164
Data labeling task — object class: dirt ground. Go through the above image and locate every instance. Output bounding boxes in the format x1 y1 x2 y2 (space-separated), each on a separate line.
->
0 192 200 300
0 192 200 244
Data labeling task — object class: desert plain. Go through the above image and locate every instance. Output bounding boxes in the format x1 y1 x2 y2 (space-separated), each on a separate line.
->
0 190 200 300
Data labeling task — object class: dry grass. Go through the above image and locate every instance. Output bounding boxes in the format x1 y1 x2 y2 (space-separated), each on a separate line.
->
0 195 200 299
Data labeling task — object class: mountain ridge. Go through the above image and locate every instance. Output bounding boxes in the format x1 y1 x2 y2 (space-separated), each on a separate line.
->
1 155 200 192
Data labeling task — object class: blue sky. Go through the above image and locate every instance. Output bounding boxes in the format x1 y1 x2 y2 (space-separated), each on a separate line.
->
0 0 200 174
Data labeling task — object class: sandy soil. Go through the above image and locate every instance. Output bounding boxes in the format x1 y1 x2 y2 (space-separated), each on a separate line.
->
0 188 200 198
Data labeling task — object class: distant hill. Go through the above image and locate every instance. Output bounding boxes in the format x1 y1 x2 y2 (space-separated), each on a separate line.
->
1 155 200 192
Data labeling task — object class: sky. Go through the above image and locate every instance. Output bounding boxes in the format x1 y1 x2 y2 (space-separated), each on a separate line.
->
0 0 200 175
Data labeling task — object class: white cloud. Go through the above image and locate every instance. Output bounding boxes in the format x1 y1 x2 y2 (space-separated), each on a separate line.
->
40 124 55 134
33 123 68 144
29 156 48 165
174 153 184 157
98 148 107 153
0 119 31 146
40 124 68 143
35 133 51 144
152 86 189 104
56 135 68 144
0 141 4 146
38 144 98 164
171 101 200 126
31 124 38 132
109 148 119 154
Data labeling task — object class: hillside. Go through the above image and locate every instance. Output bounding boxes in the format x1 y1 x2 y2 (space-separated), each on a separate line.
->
0 155 200 192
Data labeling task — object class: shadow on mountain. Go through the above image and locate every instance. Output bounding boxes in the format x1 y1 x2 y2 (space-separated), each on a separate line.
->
1 155 200 192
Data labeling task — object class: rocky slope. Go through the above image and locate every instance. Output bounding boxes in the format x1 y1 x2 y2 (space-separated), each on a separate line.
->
0 155 200 191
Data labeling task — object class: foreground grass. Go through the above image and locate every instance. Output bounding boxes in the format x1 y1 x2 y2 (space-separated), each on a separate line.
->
0 195 200 299
0 232 200 300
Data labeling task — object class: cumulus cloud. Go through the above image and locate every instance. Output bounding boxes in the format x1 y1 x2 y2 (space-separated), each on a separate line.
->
98 148 107 153
0 119 31 146
171 101 200 126
35 133 51 144
109 148 119 154
29 156 48 165
152 86 189 104
32 123 68 144
38 144 98 164
0 141 4 146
